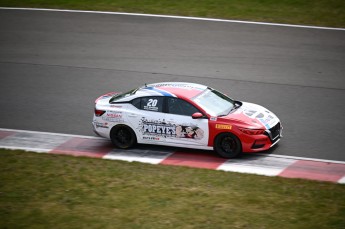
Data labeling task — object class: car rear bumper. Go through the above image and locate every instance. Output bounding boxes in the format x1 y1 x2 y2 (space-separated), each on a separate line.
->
92 121 110 138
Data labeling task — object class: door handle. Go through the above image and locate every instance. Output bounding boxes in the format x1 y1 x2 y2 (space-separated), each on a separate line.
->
128 114 137 117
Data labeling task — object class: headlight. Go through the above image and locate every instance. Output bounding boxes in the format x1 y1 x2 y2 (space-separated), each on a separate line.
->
239 128 265 135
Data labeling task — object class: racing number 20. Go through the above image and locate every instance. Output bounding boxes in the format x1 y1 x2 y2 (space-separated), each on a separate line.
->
147 99 158 107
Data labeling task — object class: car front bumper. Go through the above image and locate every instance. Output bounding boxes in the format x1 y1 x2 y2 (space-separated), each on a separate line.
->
241 122 283 153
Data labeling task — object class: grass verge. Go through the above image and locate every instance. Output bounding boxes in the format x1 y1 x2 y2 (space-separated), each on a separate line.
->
0 0 345 28
1 149 345 228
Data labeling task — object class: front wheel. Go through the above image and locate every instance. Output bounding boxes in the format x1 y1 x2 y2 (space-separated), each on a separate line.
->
214 133 242 158
110 125 137 149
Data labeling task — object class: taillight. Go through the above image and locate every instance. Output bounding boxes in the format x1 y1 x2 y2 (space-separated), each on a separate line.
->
95 109 106 117
239 128 265 135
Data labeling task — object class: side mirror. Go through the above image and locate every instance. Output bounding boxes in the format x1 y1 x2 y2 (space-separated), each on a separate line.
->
192 112 203 119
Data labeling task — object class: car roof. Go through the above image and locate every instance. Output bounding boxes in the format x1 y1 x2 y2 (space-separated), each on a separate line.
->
112 82 209 103
140 82 208 99
111 82 208 103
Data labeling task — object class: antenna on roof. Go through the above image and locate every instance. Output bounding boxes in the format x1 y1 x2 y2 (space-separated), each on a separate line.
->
145 83 147 87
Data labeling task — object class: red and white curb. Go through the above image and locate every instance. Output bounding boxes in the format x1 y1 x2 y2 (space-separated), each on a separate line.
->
1 128 345 184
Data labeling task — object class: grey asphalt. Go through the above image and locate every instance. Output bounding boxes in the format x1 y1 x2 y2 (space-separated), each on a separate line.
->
1 9 345 161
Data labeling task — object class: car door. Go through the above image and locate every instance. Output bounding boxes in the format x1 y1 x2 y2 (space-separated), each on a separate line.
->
164 97 209 147
127 96 167 144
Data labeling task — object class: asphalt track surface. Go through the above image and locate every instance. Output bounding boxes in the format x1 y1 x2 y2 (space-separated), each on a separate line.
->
1 9 345 161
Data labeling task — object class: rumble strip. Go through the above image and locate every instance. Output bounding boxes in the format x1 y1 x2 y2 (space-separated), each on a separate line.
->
1 128 344 184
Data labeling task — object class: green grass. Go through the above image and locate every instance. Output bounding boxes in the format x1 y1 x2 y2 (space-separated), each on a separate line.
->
1 149 345 228
0 0 345 28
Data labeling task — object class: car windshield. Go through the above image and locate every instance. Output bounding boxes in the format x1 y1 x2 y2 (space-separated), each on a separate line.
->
192 89 235 116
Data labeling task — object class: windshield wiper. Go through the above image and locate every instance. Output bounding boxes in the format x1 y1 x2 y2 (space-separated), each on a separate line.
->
233 101 242 109
226 101 242 114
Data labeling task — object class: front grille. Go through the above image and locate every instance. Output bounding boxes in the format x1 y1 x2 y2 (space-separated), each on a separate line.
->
264 122 281 143
270 122 281 140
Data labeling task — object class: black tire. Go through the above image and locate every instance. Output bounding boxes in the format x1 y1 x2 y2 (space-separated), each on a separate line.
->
110 125 137 149
214 133 242 158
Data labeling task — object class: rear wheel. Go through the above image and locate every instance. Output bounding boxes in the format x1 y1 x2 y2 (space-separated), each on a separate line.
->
214 133 241 158
110 125 137 149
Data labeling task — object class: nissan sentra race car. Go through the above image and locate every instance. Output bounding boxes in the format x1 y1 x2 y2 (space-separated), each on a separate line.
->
92 82 282 158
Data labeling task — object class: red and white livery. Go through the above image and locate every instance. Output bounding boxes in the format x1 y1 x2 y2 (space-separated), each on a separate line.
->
92 82 282 158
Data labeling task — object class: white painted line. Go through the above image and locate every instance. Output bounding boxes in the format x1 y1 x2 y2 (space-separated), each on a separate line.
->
1 7 344 31
0 131 72 151
1 128 344 184
1 128 345 164
104 150 173 164
218 165 281 177
218 156 297 176
338 176 345 184
0 145 51 153
254 153 345 165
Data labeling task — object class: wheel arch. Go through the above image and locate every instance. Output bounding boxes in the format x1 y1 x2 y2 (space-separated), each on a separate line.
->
110 123 136 137
213 131 243 158
110 124 138 148
212 130 241 148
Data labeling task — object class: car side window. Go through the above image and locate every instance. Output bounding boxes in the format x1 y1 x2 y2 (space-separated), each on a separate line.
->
167 98 200 116
131 98 141 109
138 97 163 112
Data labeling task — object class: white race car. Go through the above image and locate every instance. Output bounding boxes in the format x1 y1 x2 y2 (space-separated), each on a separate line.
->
93 82 282 158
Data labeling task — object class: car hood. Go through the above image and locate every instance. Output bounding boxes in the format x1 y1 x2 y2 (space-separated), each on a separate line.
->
222 102 280 130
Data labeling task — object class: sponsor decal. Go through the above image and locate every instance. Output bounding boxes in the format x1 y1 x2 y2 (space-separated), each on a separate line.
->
143 136 160 141
215 124 232 130
176 125 204 139
150 83 205 90
210 116 217 121
138 118 204 140
259 118 273 129
102 111 123 122
143 98 159 111
94 122 109 129
244 110 256 117
143 122 176 136
243 108 277 129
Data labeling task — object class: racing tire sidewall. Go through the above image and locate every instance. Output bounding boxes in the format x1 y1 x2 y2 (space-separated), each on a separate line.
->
110 125 137 149
214 132 242 158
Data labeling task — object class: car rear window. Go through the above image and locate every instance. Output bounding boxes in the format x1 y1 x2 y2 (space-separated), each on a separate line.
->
109 88 137 103
131 97 164 112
